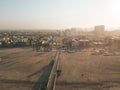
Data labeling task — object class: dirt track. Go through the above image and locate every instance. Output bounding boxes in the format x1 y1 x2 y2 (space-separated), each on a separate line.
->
0 48 55 90
56 49 120 90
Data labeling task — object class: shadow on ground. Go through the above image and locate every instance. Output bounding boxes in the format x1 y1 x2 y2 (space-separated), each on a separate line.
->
32 63 53 90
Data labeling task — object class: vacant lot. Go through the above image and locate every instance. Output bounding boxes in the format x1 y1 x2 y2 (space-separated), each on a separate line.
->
56 49 120 90
0 48 55 90
0 48 120 90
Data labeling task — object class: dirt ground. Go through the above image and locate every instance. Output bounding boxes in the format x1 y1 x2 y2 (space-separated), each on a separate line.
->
56 48 120 90
0 48 120 90
0 48 55 90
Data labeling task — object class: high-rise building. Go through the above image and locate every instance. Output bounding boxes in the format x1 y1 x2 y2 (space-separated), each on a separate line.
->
94 25 105 35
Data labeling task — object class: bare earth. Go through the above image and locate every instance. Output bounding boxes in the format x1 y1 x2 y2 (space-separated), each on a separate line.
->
0 48 120 90
0 48 55 90
56 49 120 90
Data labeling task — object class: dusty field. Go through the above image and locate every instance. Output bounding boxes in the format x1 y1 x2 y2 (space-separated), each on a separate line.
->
0 48 55 90
0 48 120 90
56 49 120 90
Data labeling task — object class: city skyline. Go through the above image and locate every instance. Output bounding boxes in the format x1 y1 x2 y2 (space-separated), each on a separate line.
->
0 0 120 30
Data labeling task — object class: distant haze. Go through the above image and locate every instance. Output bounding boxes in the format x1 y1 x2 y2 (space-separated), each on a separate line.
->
0 0 120 30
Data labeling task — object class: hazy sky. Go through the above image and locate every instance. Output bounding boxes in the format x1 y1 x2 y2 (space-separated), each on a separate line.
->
0 0 120 30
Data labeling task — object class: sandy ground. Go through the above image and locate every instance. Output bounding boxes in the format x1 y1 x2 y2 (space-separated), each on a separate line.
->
56 48 120 90
0 48 120 90
0 48 55 90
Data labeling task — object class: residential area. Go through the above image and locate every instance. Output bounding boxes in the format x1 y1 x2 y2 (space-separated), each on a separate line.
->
0 25 120 90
